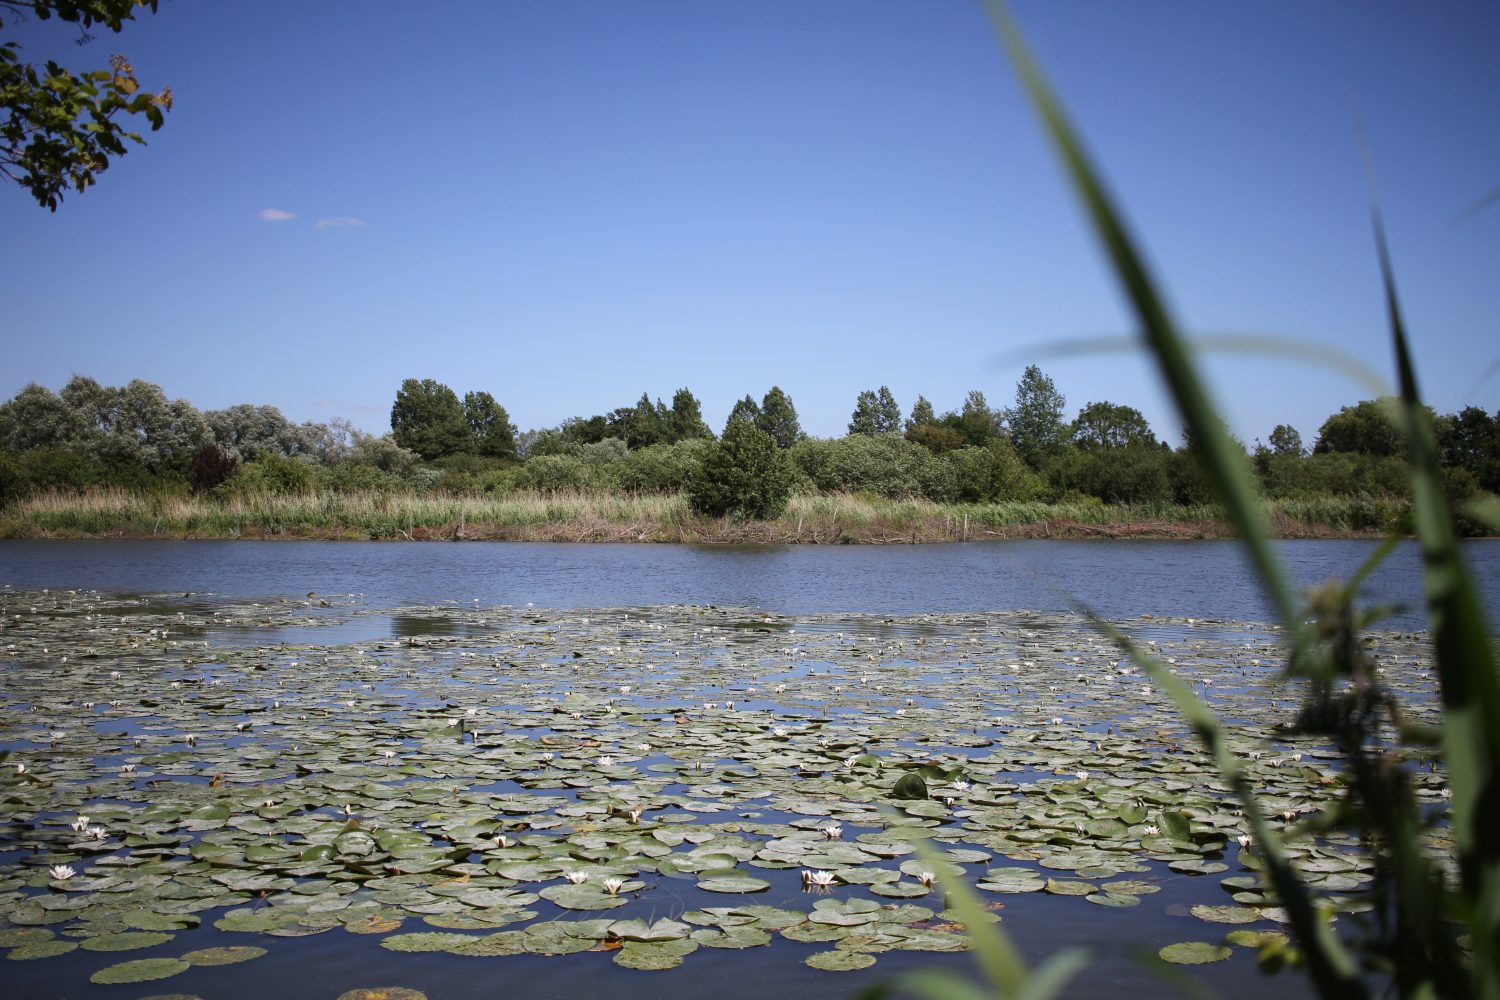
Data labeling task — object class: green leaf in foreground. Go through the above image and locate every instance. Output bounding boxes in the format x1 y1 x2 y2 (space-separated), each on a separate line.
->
181 946 268 966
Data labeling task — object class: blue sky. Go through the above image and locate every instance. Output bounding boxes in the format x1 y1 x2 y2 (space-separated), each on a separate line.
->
3 1 1497 446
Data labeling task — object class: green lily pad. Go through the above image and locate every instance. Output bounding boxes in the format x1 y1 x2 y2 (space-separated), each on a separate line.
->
805 949 877 971
90 957 192 984
1159 941 1232 965
696 875 770 894
336 990 430 1000
0 928 54 948
181 946 268 966
80 931 175 952
7 940 79 960
1191 904 1264 924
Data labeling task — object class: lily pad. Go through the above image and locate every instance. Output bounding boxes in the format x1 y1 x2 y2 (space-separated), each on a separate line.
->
80 931 175 952
1159 941 1232 965
181 946 268 966
805 949 877 971
90 957 192 984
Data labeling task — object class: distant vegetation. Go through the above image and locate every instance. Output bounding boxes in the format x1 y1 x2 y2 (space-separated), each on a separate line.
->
0 372 1494 537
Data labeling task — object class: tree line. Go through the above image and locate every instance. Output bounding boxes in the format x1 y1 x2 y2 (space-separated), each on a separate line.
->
1 371 1496 531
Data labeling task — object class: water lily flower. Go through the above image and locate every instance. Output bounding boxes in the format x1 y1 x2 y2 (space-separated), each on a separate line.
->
1144 824 1160 836
70 816 89 832
619 685 631 694
917 871 935 887
952 780 971 792
1075 771 1090 781
49 864 75 880
1237 834 1252 849
121 764 135 773
493 834 510 849
597 755 614 768
184 734 198 746
602 877 626 896
772 727 789 738
801 869 837 888
563 871 589 884
89 827 107 840
541 752 555 761
628 806 644 824
821 824 843 840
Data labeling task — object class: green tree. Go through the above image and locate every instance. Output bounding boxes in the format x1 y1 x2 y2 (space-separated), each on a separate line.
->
756 386 802 448
1437 406 1499 492
462 391 517 460
1268 423 1305 457
848 386 901 435
724 395 761 435
1070 400 1157 450
1008 365 1067 466
390 379 469 460
906 395 936 431
689 418 792 519
1314 399 1406 457
666 387 713 443
2 1 173 210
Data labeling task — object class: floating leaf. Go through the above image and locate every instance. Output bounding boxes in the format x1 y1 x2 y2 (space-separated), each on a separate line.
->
805 949 877 971
181 946 267 966
90 957 191 984
1159 941 1232 965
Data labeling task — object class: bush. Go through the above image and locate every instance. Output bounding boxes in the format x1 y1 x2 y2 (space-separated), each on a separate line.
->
188 443 238 494
689 421 792 519
231 455 318 495
616 440 711 494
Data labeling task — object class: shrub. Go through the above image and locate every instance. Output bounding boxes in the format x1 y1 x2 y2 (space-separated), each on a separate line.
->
689 420 792 519
188 443 238 494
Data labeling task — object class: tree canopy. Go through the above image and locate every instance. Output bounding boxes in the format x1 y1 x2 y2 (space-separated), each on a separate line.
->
390 379 469 460
755 386 802 448
848 386 901 436
1008 365 1067 465
2 0 172 210
1070 400 1157 451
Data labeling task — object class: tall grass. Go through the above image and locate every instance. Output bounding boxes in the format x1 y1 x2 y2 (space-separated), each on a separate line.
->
0 487 1408 542
879 4 1497 999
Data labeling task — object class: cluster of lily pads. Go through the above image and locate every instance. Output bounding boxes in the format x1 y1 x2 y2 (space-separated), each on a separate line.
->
0 586 1451 993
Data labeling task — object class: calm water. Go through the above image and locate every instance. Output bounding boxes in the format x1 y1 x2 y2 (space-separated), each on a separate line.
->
1 538 1497 629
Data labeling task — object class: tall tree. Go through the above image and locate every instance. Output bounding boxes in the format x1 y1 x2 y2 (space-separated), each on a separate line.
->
667 387 713 443
462 391 517 460
848 386 901 436
390 378 469 460
1314 399 1408 456
1070 401 1157 450
621 392 668 450
724 395 761 435
1267 423 1304 457
2 1 173 210
906 395 936 431
756 386 802 448
1008 365 1066 465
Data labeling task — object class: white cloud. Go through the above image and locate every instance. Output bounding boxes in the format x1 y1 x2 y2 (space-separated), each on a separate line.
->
315 217 366 230
257 208 297 222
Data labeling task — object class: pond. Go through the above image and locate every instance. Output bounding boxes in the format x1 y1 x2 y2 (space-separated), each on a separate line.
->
0 540 1482 999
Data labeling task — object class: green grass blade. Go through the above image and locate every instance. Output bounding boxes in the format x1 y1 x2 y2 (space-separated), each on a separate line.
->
979 0 1300 634
1368 189 1500 995
904 831 1035 996
1087 611 1365 996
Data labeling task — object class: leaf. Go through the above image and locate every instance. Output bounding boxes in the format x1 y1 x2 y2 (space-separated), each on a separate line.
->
696 875 769 894
892 772 928 800
1158 941 1232 965
80 931 174 951
181 945 267 966
805 949 877 971
90 957 191 984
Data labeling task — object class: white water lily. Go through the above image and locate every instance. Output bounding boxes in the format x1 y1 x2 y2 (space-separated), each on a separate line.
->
70 816 89 832
601 877 626 896
597 755 614 768
1238 834 1252 849
121 763 135 773
952 780 971 792
801 869 837 888
1144 824 1160 836
49 864 75 880
821 823 843 840
13 762 27 774
917 871 935 887
493 834 511 849
563 871 589 884
772 727 788 738
184 734 198 746
1075 771 1090 781
541 752 554 761
89 827 107 840
627 806 644 824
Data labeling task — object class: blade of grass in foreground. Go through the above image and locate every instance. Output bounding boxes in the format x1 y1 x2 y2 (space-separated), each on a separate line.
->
1368 189 1500 997
977 0 1301 637
979 0 1367 991
1084 610 1364 996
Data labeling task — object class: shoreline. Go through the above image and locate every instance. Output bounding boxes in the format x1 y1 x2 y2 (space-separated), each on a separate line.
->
0 488 1402 543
